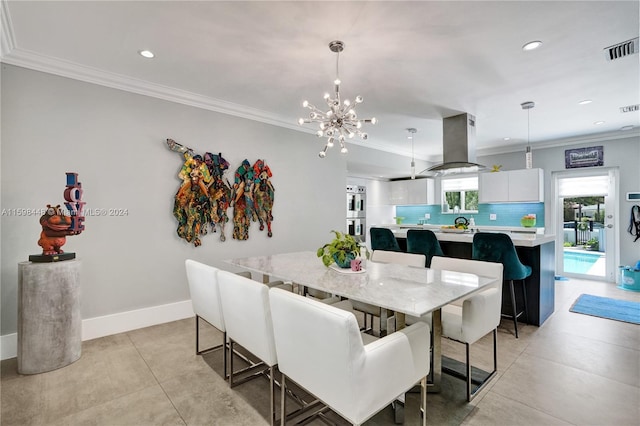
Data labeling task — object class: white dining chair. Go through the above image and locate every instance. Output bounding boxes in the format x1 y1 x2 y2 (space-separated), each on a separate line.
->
429 256 504 401
185 259 232 374
269 287 430 426
349 250 426 334
217 270 279 425
185 260 289 379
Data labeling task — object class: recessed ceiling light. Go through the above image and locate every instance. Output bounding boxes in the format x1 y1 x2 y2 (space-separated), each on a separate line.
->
621 125 634 131
578 99 593 105
503 137 511 141
594 121 605 125
522 40 542 51
138 50 155 59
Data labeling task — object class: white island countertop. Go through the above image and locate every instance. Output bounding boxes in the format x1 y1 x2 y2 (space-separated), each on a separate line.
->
379 224 555 247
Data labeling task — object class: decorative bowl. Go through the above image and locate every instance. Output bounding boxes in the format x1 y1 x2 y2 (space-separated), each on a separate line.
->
332 252 356 268
521 217 536 227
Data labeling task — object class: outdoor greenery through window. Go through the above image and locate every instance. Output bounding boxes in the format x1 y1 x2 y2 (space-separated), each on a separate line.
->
441 176 478 213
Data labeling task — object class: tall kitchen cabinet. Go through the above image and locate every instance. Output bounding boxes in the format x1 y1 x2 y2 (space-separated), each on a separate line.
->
389 178 435 205
479 168 543 203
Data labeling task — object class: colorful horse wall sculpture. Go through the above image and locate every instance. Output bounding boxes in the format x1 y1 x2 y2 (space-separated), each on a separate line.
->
252 159 275 237
167 139 273 245
231 159 275 240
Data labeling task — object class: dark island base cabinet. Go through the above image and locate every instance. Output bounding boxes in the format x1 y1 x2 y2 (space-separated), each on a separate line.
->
397 238 555 326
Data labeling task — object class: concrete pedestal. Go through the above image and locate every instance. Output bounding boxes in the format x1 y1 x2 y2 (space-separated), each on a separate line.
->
18 259 82 374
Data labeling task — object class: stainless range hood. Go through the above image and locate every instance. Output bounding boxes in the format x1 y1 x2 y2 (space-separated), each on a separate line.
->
425 113 485 175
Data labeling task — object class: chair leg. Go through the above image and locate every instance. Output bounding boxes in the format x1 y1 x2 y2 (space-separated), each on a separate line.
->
280 374 287 426
521 279 529 323
223 331 228 379
465 342 472 402
465 329 498 402
509 279 519 338
421 376 427 426
195 315 200 354
228 339 234 386
270 365 276 426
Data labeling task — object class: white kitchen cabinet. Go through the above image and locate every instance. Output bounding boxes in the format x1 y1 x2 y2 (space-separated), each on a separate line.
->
479 168 543 203
365 179 391 206
479 172 509 203
389 180 408 204
389 179 434 205
509 169 544 202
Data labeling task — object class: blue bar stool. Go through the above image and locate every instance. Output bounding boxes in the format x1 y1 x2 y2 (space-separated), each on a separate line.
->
472 232 531 338
370 227 401 252
406 229 444 267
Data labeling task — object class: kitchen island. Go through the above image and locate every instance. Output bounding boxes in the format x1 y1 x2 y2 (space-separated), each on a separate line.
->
382 225 556 326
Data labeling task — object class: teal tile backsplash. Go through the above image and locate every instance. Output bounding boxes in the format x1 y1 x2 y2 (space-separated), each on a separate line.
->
396 203 545 227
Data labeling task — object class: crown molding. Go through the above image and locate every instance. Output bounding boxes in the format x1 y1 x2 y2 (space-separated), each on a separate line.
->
0 0 16 58
1 46 311 134
478 129 640 158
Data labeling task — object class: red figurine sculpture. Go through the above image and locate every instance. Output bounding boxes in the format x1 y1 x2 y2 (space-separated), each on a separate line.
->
38 204 72 255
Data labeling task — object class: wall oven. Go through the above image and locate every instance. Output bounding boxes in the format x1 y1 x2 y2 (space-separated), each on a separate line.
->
346 185 366 242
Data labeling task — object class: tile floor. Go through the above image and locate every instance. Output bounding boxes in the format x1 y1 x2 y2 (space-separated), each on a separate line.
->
2 277 639 425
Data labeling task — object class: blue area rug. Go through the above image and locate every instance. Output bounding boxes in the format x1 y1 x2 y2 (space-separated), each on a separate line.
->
570 294 640 325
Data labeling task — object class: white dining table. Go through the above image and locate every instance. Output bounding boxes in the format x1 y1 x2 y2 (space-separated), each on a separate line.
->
226 250 499 393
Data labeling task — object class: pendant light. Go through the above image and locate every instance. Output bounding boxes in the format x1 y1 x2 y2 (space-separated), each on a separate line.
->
407 128 417 179
521 101 535 169
298 40 377 158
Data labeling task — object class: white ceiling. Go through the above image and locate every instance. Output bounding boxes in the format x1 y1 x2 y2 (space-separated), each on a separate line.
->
2 1 639 178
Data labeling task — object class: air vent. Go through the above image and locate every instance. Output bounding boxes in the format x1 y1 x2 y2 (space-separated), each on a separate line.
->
620 104 639 113
604 37 638 61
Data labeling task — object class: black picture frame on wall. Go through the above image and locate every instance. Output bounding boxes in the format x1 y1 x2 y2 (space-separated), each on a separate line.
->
565 146 604 168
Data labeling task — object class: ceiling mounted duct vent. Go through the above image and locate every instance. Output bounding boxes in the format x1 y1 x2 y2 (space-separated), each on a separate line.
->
604 37 638 61
620 104 639 113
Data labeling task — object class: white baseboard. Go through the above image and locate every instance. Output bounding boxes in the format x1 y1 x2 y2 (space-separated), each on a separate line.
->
1 300 194 360
1 333 18 361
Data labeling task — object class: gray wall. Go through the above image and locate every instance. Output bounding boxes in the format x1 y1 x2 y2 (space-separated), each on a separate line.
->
477 138 640 267
1 64 346 335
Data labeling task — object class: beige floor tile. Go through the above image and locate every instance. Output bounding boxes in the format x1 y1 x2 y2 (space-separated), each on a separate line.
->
0 368 46 425
127 318 195 349
48 384 185 426
1 341 157 424
131 320 215 384
163 370 268 426
490 352 640 425
461 392 572 425
82 332 136 357
540 302 640 351
526 328 640 387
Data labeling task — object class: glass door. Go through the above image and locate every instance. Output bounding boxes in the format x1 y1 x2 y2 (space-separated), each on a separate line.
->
554 169 618 281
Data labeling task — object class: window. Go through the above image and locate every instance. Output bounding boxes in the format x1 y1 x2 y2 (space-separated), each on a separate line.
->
441 176 478 213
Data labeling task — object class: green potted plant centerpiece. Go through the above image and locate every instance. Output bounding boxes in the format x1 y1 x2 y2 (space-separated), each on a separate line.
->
317 230 363 268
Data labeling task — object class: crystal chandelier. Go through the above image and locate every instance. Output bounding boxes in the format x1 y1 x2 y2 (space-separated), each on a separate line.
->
298 40 377 158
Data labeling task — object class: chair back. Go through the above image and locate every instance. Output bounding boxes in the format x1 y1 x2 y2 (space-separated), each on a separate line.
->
430 256 504 282
406 229 444 267
185 259 224 331
269 288 366 416
218 270 278 367
430 256 504 342
369 227 401 252
371 250 426 267
472 232 531 280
